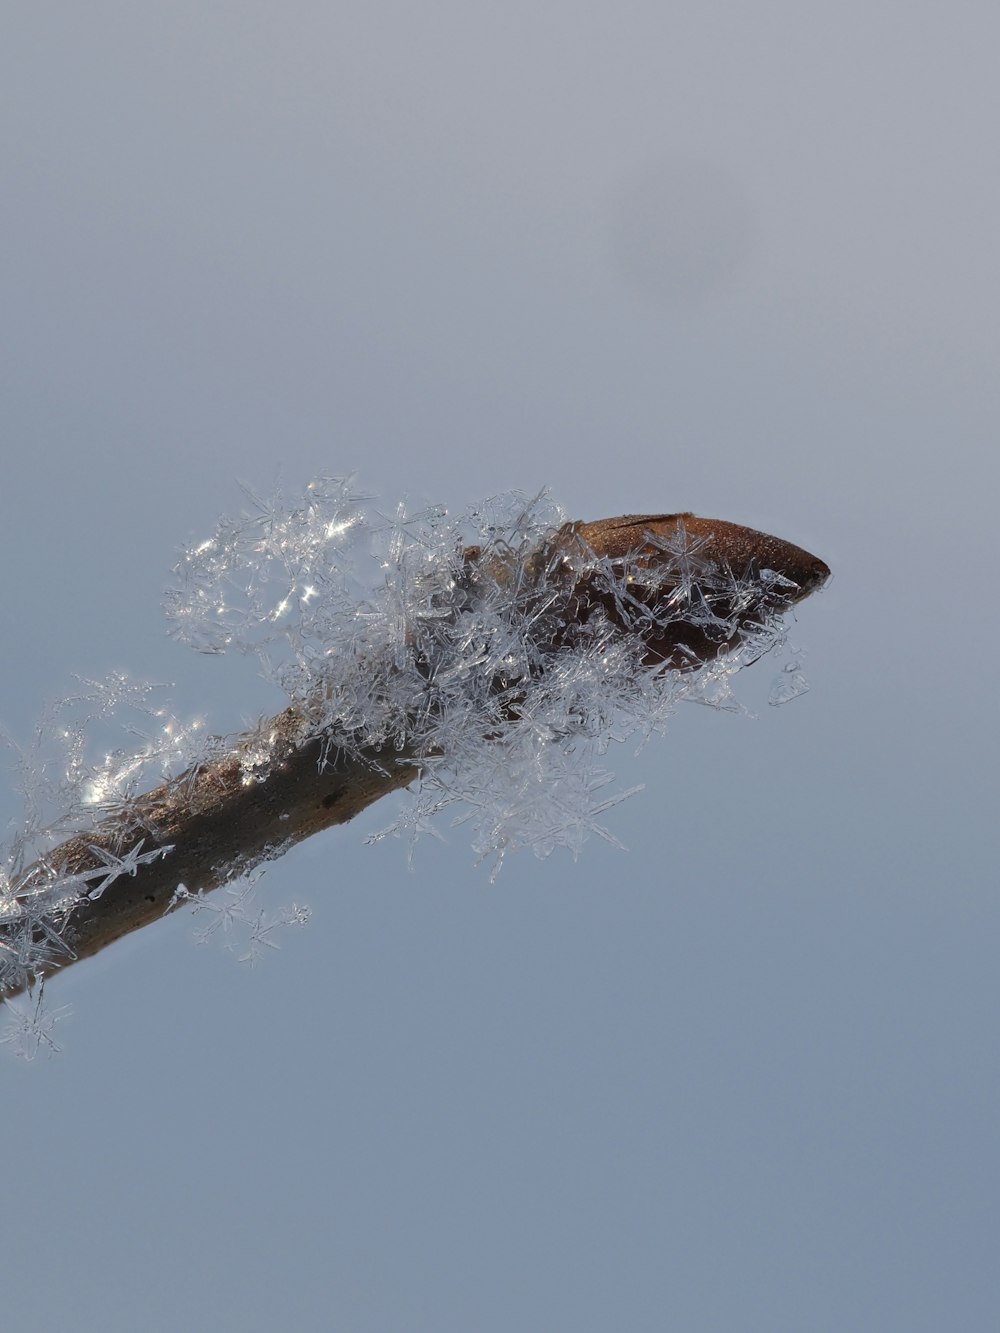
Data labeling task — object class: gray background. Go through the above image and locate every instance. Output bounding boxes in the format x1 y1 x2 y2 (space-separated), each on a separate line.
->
2 2 997 1329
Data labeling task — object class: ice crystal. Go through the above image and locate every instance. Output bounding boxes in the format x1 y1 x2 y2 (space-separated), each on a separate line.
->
768 648 812 706
79 840 176 901
1 979 70 1060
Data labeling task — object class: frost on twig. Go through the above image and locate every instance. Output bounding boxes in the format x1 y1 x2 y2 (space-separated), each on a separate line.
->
0 480 829 1002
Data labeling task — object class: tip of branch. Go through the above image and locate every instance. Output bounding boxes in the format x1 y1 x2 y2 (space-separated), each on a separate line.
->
563 512 830 668
576 513 830 594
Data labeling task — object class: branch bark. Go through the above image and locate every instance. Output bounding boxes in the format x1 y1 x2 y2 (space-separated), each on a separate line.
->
3 513 828 995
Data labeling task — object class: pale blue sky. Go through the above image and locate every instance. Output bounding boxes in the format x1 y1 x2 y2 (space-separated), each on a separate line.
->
2 3 998 1329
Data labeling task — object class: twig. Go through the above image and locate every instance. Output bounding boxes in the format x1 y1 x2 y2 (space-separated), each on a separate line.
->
2 512 829 994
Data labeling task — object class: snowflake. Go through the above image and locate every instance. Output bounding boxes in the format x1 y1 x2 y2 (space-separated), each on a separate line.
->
80 840 176 901
2 979 71 1060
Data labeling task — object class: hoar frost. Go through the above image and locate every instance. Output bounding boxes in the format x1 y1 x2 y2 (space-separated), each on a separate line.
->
165 479 793 876
2 477 813 1029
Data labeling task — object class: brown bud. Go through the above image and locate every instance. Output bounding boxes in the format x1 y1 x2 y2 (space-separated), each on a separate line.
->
556 513 829 669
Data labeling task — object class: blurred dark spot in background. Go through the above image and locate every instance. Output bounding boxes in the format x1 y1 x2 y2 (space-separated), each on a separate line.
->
607 157 756 308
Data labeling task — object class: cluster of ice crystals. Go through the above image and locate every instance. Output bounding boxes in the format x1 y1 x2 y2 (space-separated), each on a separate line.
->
163 476 378 657
0 676 211 999
1 477 805 1044
165 478 791 876
170 876 312 967
4 673 204 838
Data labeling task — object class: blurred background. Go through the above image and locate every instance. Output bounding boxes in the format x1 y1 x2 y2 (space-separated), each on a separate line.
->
2 3 997 1329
